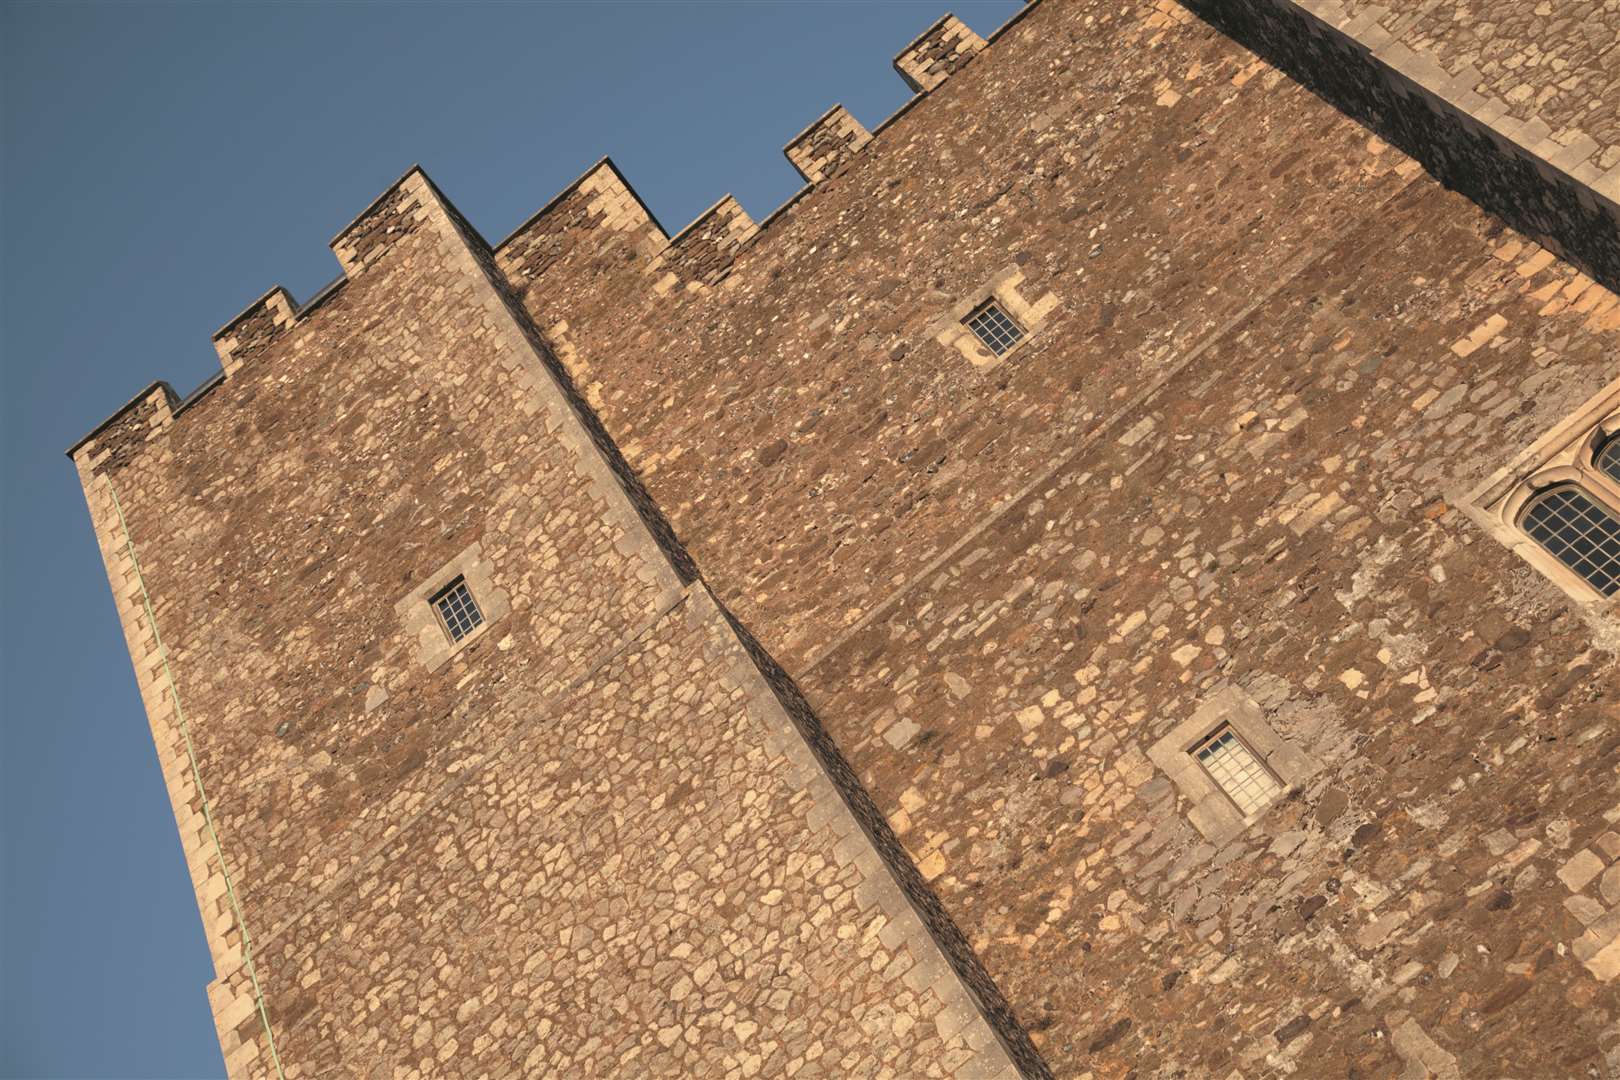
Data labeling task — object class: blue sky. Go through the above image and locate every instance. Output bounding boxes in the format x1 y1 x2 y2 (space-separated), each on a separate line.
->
0 2 1019 1075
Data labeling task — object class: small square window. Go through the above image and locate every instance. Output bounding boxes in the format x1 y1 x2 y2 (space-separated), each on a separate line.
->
431 577 484 643
1192 726 1282 816
963 302 1025 356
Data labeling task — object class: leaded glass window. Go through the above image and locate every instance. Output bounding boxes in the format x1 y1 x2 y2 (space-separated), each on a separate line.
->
1598 435 1620 486
432 577 485 643
964 302 1024 356
1193 727 1282 816
1522 486 1620 597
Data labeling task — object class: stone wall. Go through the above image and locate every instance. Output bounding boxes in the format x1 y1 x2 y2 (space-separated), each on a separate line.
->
798 169 1620 1075
894 14 987 95
1333 0 1620 169
70 0 1620 1075
484 0 1620 1072
73 167 1020 1076
1186 0 1620 289
494 0 1425 672
785 106 874 186
215 584 1019 1078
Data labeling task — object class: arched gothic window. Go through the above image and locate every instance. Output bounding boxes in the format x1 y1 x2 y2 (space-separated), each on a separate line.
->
1462 376 1620 607
1598 433 1620 486
1520 485 1620 597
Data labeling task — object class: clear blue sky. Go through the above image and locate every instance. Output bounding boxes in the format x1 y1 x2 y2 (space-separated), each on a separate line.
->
0 1 1020 1076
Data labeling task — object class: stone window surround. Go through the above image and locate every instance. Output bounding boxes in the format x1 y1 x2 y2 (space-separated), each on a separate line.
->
395 540 511 673
1148 684 1321 845
1461 374 1620 609
929 265 1058 370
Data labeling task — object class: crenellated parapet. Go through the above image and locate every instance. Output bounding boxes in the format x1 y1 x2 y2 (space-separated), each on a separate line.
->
63 0 1044 476
329 170 433 276
70 6 1037 464
894 14 986 94
210 286 298 376
67 381 179 479
650 194 758 293
784 105 873 186
493 158 666 288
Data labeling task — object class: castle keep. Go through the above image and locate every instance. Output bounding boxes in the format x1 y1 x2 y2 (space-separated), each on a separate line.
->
68 0 1620 1076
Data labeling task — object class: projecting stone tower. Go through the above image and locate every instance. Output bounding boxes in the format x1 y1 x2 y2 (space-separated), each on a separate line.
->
71 1 1620 1076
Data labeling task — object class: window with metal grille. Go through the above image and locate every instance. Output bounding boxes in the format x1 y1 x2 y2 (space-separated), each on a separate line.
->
1193 727 1283 816
1598 435 1620 486
1522 486 1620 597
431 577 484 643
964 302 1025 356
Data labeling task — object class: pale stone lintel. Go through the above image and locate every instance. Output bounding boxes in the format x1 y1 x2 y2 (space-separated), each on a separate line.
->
930 265 1059 370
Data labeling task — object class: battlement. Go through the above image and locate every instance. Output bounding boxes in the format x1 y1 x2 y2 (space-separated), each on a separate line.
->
65 381 179 478
67 6 1035 463
68 0 1620 484
493 158 667 286
893 14 987 94
650 194 759 293
65 1 1620 1075
211 286 298 375
784 105 874 185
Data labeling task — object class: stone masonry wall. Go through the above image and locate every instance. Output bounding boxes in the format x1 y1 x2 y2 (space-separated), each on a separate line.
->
1333 0 1620 169
495 0 1422 673
785 106 874 186
82 171 685 967
71 0 1620 1075
73 164 1022 1075
895 15 988 95
480 0 1620 1073
1186 0 1620 289
216 584 1019 1079
492 160 669 420
800 172 1620 1077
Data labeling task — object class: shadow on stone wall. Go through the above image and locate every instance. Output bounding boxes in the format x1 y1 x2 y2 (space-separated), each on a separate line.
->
710 591 1057 1080
1184 0 1620 292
